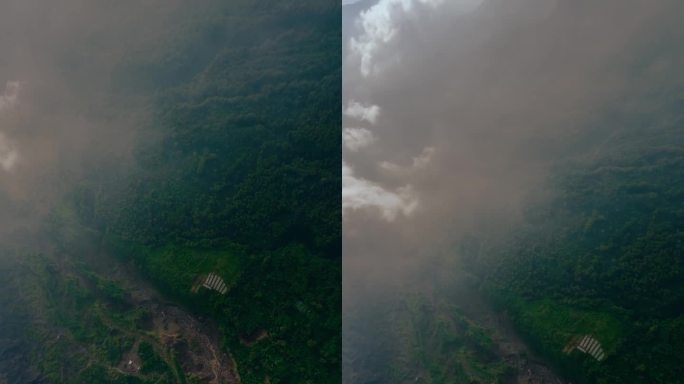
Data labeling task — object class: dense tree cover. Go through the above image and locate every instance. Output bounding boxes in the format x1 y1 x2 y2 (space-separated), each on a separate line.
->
69 1 342 383
216 246 341 383
103 0 341 256
483 99 684 383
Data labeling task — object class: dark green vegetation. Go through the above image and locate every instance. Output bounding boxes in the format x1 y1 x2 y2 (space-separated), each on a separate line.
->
482 100 684 383
72 1 342 383
110 0 341 256
6 255 174 384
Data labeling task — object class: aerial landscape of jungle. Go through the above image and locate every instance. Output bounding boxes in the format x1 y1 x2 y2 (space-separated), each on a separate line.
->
0 1 340 383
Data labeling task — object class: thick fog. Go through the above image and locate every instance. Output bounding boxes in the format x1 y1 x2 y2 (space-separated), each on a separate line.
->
0 0 194 240
0 3 210 381
342 0 684 301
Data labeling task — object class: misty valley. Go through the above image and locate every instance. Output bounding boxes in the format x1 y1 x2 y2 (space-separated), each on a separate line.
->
0 1 340 383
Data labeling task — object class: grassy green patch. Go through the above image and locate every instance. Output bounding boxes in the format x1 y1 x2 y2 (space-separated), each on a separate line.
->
508 298 624 354
103 234 245 297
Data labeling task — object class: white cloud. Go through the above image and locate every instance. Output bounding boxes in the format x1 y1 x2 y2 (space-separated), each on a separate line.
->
350 0 445 76
343 161 418 221
380 146 435 174
410 146 436 169
349 0 483 76
343 127 376 151
0 132 19 172
344 100 380 124
0 81 21 172
0 81 21 112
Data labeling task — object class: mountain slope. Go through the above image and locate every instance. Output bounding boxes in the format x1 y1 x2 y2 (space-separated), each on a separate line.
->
484 97 684 383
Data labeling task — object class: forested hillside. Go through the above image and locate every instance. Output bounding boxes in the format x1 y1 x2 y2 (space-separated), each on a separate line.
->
108 0 341 255
62 1 341 383
483 97 684 383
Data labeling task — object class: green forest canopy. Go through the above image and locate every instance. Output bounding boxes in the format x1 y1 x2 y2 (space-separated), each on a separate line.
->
70 1 342 383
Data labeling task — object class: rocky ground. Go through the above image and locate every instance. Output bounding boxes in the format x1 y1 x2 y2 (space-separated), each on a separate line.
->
103 252 241 384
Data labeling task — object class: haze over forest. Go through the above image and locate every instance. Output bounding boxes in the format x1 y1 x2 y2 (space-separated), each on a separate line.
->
343 0 683 383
